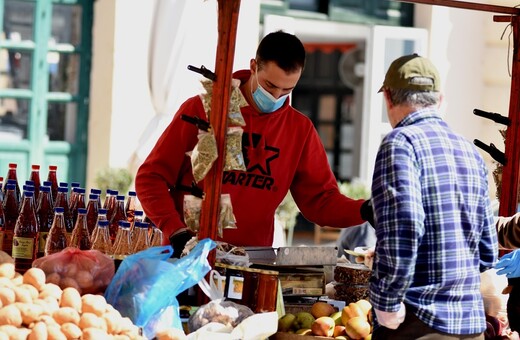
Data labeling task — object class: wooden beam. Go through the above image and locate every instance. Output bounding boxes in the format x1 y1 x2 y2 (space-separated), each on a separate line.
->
498 15 520 218
199 0 241 264
393 0 520 15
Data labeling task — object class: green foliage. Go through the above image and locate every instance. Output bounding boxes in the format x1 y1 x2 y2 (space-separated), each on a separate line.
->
337 178 370 200
275 179 370 232
94 167 133 199
276 192 300 230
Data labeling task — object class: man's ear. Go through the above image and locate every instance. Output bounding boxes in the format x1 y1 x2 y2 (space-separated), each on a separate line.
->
250 58 256 72
383 89 393 109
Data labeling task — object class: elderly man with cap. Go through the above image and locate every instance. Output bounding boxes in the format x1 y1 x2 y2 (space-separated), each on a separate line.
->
367 54 498 339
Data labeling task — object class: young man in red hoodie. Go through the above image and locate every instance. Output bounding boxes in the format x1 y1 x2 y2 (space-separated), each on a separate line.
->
135 30 369 256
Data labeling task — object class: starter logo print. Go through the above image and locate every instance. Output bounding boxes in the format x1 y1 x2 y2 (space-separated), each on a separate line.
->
244 133 279 175
222 132 279 191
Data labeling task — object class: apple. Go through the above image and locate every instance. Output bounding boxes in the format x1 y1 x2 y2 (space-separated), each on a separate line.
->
311 316 336 337
330 311 343 326
333 325 347 337
311 301 336 318
278 313 296 332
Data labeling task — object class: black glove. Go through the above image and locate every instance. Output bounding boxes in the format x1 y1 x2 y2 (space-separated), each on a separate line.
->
169 228 195 258
360 199 375 228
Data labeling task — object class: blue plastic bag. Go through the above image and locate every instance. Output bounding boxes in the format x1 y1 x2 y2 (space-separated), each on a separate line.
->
104 238 216 338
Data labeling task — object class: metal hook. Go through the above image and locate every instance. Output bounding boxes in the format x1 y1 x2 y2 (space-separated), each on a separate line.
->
187 65 217 81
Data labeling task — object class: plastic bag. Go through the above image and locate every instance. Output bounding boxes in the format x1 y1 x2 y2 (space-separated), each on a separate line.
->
184 195 203 233
32 247 114 295
104 239 216 339
189 130 218 183
188 298 254 333
223 127 246 172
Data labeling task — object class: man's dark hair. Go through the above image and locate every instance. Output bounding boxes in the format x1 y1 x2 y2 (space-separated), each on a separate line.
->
256 30 305 73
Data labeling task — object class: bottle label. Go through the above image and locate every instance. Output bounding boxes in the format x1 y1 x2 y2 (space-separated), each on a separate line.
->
38 232 49 253
12 237 35 259
226 275 244 300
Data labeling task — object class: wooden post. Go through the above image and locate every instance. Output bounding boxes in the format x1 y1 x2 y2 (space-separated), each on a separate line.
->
199 0 241 266
497 15 520 218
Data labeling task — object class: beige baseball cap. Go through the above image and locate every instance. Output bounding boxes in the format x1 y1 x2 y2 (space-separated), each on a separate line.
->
378 53 440 93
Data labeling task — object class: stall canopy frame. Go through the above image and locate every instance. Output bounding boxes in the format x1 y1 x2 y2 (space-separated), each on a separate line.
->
393 0 520 218
201 0 520 265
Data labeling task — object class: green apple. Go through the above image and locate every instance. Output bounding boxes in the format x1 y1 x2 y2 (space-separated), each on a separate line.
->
292 312 315 330
278 313 296 332
330 311 343 326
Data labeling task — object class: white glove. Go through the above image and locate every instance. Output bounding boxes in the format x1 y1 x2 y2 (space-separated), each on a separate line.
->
374 302 406 329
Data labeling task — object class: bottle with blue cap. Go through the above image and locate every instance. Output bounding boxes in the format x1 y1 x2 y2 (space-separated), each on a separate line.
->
91 219 111 254
70 207 91 250
112 220 132 259
45 206 68 256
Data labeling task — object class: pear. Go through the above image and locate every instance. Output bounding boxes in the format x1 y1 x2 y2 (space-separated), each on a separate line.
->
292 311 315 330
278 313 296 332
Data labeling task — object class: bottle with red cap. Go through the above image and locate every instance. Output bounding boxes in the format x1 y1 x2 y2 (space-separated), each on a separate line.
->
29 165 41 200
3 163 21 204
0 177 4 202
36 186 54 258
1 183 19 256
13 190 39 274
0 192 5 253
46 165 59 203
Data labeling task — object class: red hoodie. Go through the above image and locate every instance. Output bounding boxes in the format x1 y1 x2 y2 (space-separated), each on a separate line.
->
135 69 365 247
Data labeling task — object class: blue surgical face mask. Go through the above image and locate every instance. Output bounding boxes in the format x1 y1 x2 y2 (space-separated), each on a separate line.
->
252 73 290 113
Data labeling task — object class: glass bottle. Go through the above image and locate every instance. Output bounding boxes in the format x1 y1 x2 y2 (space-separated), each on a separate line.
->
125 191 137 223
90 220 111 254
43 181 53 203
21 184 36 212
0 193 5 256
70 208 91 250
132 221 150 254
3 163 21 204
2 183 19 256
0 176 4 202
13 191 39 274
112 220 132 259
86 193 99 236
130 210 144 238
69 182 80 207
150 225 164 247
29 165 41 200
109 195 126 244
54 186 74 240
35 186 54 258
104 189 118 222
45 207 68 256
90 208 107 243
70 187 86 226
46 165 59 203
90 188 102 208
